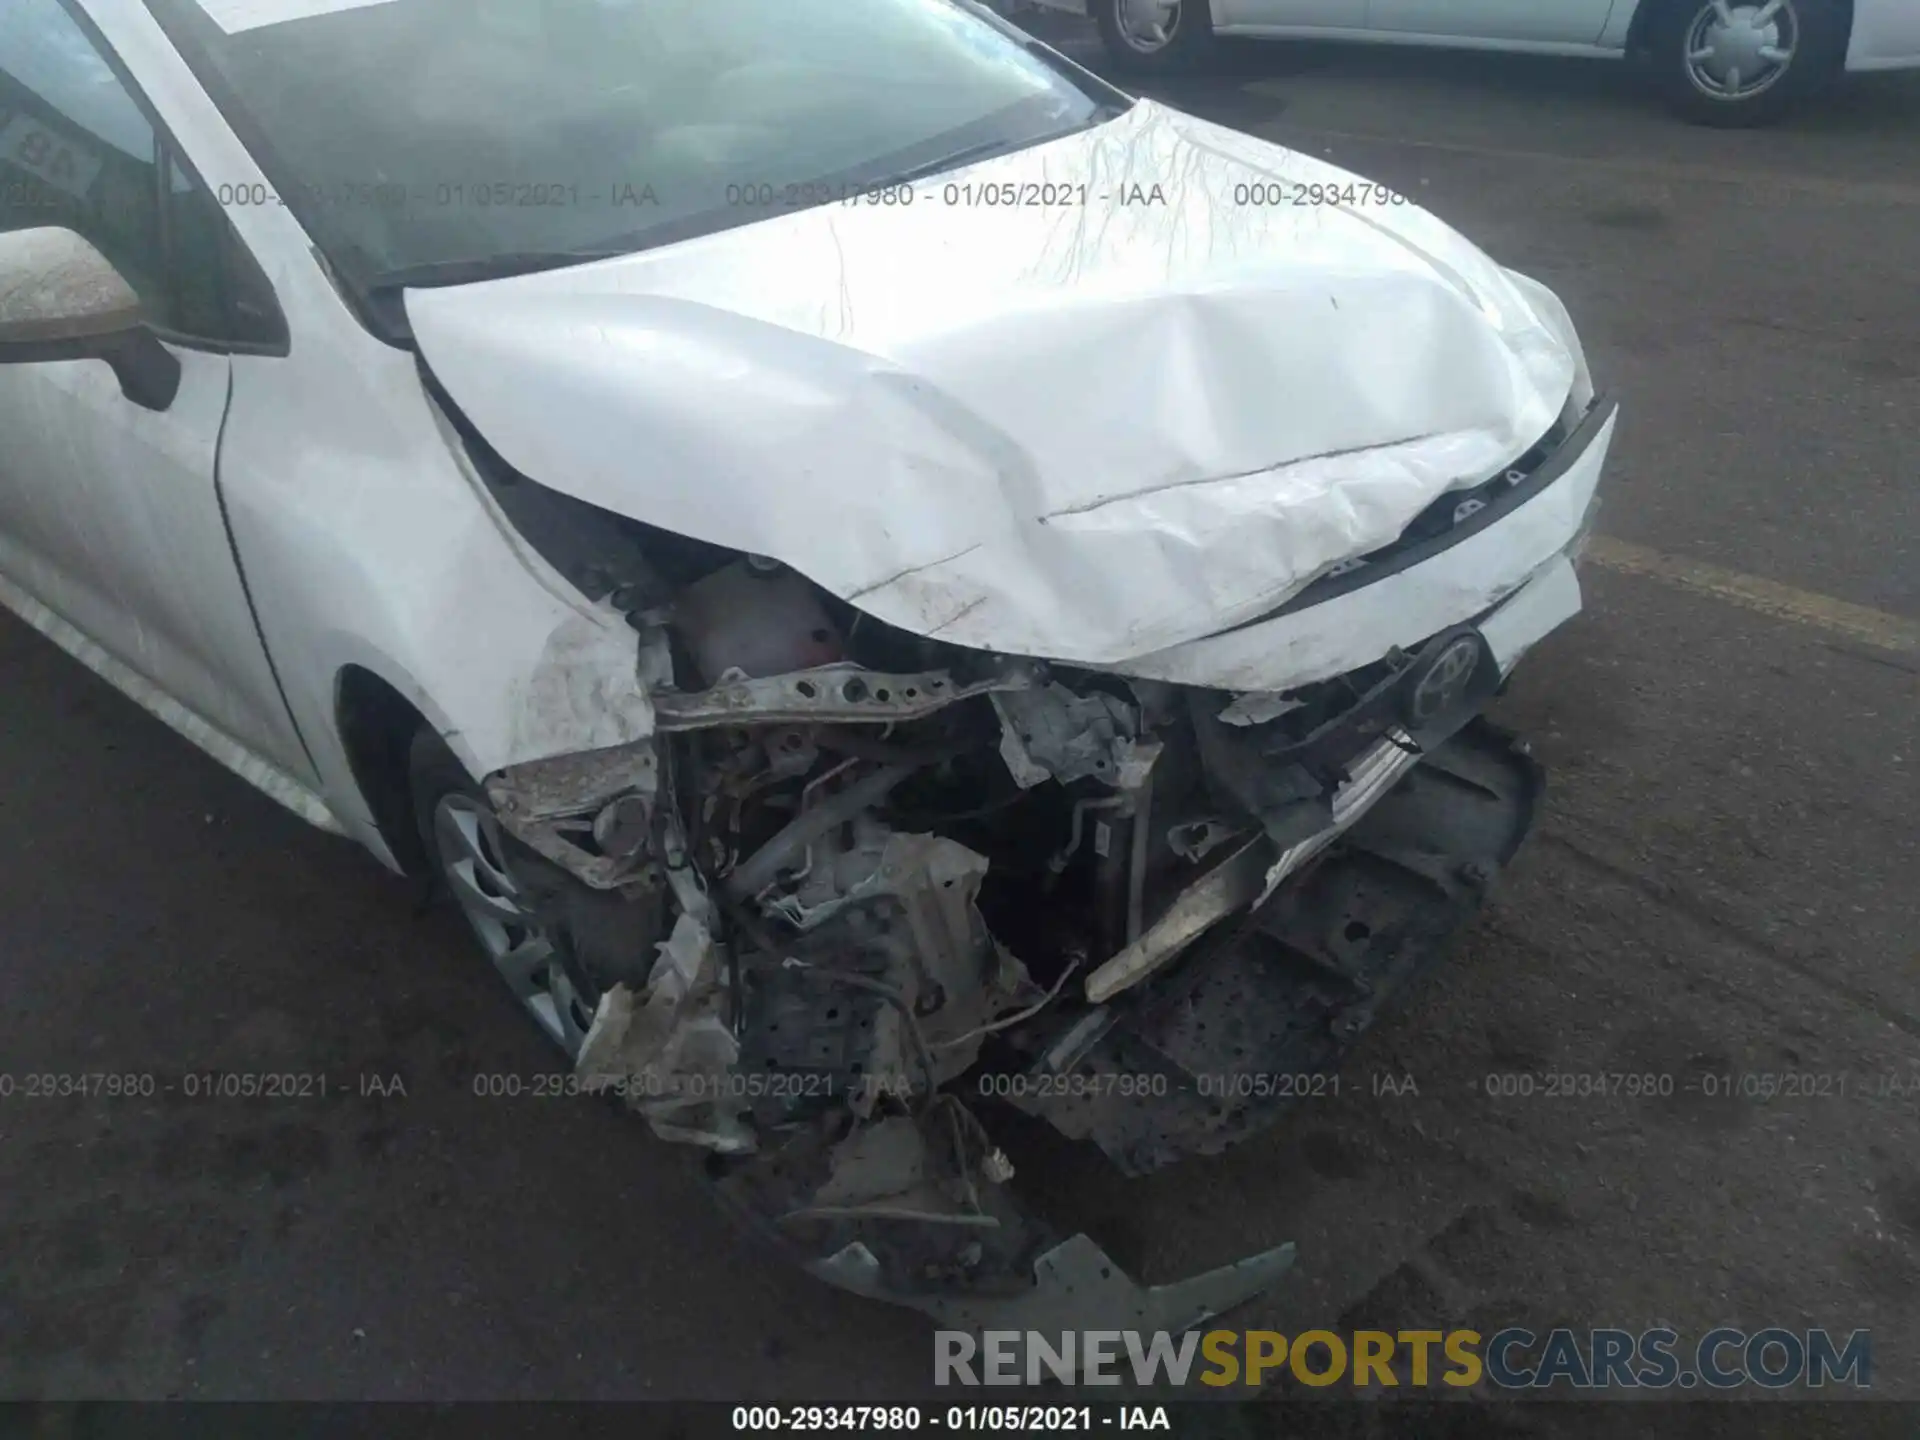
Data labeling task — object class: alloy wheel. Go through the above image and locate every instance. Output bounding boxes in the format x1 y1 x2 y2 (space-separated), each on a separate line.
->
433 793 593 1053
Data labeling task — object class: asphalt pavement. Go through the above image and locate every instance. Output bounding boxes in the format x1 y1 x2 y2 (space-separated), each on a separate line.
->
2 21 1917 1415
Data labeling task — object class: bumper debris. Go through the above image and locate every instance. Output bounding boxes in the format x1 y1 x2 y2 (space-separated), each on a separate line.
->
472 410 1601 1326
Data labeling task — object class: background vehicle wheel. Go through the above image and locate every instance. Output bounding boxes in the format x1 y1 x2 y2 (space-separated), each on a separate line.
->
409 729 598 1056
1092 0 1215 75
1647 0 1847 127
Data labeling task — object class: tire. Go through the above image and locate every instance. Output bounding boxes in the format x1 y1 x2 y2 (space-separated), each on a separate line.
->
408 728 599 1056
1091 0 1216 76
1646 0 1848 127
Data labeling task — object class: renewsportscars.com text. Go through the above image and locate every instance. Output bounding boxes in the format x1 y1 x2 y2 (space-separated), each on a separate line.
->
934 1326 1872 1390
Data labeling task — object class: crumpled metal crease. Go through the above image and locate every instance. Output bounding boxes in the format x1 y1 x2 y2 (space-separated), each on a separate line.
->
576 913 754 1153
409 98 1577 668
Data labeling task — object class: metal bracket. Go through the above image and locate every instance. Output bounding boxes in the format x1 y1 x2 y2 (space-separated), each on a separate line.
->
654 662 1038 730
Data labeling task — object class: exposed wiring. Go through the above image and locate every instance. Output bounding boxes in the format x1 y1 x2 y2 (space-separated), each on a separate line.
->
938 1093 982 1215
724 904 1021 1221
805 964 939 1103
723 898 940 1100
931 955 1083 1052
942 1092 997 1152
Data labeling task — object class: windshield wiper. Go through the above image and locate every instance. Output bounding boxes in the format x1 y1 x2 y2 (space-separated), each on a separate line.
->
364 115 1125 299
851 129 1083 193
361 193 817 294
858 138 1028 190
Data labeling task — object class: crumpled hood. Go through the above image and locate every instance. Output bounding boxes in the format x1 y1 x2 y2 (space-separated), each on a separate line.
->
409 99 1581 667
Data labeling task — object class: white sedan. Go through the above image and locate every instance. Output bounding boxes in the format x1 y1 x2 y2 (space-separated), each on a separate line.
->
0 0 1615 1322
1033 0 1920 124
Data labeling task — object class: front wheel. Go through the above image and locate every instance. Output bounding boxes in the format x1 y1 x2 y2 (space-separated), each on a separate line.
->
1646 0 1847 127
1091 0 1216 75
409 729 599 1056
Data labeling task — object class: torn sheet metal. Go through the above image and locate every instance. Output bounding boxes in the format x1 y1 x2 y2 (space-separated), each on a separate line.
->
783 1113 1010 1228
992 683 1136 790
748 831 1040 1092
576 913 752 1153
407 98 1584 675
1256 732 1425 905
1016 720 1542 1176
1080 558 1570 1006
486 737 659 888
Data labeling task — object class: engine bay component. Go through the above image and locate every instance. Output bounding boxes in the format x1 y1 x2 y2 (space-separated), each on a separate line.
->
486 739 661 888
991 682 1138 789
672 559 844 684
652 661 1038 730
466 479 1581 1330
576 912 752 1152
1004 721 1540 1175
730 830 1038 1111
1084 833 1272 1004
723 763 926 901
1166 817 1246 863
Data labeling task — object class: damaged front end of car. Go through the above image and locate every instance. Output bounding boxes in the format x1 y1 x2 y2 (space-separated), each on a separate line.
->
471 429 1600 1330
398 88 1623 1325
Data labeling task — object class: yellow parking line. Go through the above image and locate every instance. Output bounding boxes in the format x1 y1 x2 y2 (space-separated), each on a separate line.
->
1586 536 1920 659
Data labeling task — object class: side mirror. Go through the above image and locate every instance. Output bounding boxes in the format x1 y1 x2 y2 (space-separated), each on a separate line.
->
0 227 181 411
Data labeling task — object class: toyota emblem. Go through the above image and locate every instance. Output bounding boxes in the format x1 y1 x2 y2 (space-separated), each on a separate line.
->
1409 636 1481 723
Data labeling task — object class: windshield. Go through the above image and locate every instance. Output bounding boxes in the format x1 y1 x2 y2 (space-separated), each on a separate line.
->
146 0 1120 303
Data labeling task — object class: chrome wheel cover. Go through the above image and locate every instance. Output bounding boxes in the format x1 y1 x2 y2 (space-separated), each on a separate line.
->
1115 0 1182 53
1685 0 1799 102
